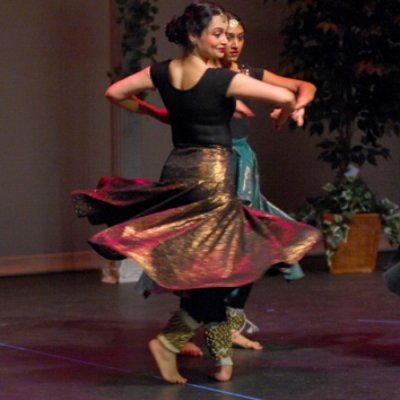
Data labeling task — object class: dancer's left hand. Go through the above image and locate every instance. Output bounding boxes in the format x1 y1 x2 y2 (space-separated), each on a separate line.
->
270 107 291 129
291 107 305 127
270 107 305 128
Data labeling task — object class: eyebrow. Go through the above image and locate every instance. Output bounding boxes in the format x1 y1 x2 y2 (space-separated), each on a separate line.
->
211 27 225 32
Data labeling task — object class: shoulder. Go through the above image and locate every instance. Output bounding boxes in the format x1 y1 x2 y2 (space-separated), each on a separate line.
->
210 68 238 94
149 60 170 77
212 67 237 78
238 64 264 81
149 60 173 86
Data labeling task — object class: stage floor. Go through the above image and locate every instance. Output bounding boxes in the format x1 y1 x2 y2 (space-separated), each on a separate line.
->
1 259 400 400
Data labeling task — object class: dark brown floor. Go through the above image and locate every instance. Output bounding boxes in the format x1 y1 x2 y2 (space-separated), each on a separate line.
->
1 253 400 400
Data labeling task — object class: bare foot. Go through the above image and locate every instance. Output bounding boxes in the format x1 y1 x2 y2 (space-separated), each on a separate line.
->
179 341 204 357
232 332 263 350
210 365 233 382
148 338 187 384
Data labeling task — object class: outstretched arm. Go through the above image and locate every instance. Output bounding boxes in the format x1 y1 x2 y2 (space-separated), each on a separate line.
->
262 70 317 109
227 74 296 129
105 67 154 107
105 67 169 124
261 70 316 128
233 99 255 119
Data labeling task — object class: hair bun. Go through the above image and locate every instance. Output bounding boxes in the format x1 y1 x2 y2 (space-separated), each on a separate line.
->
165 2 225 49
165 15 187 45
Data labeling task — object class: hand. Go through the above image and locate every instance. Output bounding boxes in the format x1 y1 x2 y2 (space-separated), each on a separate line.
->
270 107 291 129
270 107 305 129
233 100 255 119
295 82 317 109
291 107 305 127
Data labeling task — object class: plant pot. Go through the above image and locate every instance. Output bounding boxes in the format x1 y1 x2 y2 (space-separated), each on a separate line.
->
323 213 381 274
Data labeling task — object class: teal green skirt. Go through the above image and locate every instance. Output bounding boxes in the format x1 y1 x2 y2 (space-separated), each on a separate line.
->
232 137 304 281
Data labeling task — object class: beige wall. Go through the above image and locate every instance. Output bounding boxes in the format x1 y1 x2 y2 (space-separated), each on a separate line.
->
1 1 398 271
0 1 111 259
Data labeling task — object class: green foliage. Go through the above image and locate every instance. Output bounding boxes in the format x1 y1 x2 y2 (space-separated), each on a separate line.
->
263 1 400 262
109 0 159 81
298 175 400 263
279 0 400 177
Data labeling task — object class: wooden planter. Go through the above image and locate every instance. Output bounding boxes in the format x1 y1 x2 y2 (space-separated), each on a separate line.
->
323 213 381 274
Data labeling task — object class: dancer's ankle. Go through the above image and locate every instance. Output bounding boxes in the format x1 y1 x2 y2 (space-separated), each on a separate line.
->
148 338 187 384
210 364 233 382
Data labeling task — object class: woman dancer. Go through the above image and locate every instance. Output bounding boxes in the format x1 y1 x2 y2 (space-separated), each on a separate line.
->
218 12 317 351
72 1 320 383
132 13 316 352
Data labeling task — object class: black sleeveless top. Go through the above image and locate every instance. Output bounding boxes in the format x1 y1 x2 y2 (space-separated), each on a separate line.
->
150 60 237 148
230 66 264 139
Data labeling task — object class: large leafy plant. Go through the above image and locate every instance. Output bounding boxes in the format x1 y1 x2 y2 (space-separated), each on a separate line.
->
279 0 400 177
270 0 400 261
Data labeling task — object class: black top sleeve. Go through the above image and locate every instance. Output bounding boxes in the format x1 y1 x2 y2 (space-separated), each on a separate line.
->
149 60 170 90
213 68 238 95
249 67 264 81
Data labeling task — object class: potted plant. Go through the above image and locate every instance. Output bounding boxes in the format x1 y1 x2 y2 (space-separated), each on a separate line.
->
275 0 400 271
297 174 400 272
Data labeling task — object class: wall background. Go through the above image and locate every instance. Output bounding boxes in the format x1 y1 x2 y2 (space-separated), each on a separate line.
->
1 0 398 273
0 1 111 272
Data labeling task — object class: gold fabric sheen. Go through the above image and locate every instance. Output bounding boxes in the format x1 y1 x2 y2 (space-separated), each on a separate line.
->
72 146 320 290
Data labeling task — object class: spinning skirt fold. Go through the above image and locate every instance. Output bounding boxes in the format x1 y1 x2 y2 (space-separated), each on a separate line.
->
71 146 320 290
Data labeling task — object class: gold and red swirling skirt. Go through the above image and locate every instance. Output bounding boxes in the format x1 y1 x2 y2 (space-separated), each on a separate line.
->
71 146 320 290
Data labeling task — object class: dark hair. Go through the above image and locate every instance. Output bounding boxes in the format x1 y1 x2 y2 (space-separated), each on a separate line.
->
165 1 226 49
225 11 245 32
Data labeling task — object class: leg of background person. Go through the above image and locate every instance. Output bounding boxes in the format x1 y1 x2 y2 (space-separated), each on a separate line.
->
384 246 400 270
226 284 263 350
383 261 400 296
265 200 305 281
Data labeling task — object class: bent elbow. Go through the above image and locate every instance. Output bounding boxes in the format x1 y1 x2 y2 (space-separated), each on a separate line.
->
311 83 317 93
308 82 317 97
104 87 118 102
